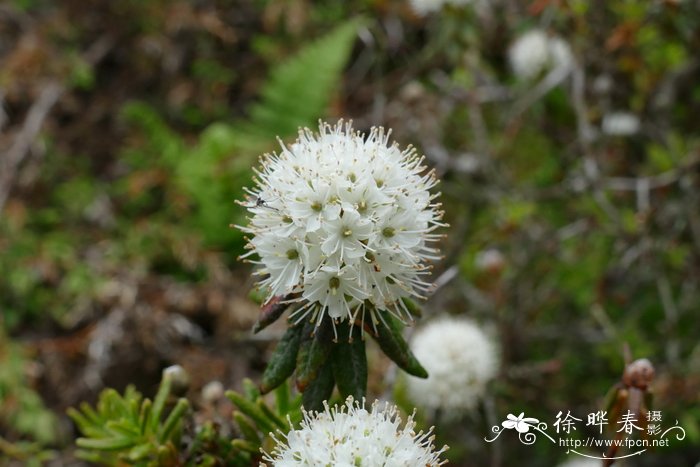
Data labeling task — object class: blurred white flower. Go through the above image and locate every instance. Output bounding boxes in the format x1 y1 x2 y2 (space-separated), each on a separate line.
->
601 112 640 136
406 318 498 413
475 248 505 273
238 121 444 336
263 397 448 467
201 380 224 403
509 29 574 80
409 0 473 16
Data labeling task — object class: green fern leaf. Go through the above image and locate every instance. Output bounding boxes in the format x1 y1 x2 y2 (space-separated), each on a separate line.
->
243 18 363 143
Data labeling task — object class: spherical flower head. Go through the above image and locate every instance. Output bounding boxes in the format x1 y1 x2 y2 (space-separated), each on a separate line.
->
509 29 573 80
409 0 473 16
263 397 448 466
406 317 498 413
601 111 640 136
238 121 444 335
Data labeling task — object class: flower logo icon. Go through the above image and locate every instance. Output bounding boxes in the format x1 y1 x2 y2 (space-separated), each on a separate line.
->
502 413 540 433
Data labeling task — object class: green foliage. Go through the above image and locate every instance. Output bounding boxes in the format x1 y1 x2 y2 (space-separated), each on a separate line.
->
68 370 190 465
225 379 302 464
119 19 361 250
242 18 363 143
256 304 421 412
260 324 304 394
371 314 428 379
0 331 58 463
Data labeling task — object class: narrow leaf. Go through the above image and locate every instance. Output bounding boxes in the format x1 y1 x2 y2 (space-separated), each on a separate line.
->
157 398 189 443
261 324 303 393
252 295 291 334
331 326 367 399
372 315 428 378
295 319 334 392
256 399 287 430
225 391 276 435
139 399 152 435
274 380 291 416
76 436 135 451
301 360 334 412
233 412 261 444
126 443 154 462
150 373 173 430
400 297 422 318
231 439 260 454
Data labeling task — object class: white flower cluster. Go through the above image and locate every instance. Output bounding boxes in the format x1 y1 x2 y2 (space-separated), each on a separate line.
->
406 317 498 413
238 121 444 335
263 397 448 467
509 29 574 80
601 111 640 136
409 0 472 16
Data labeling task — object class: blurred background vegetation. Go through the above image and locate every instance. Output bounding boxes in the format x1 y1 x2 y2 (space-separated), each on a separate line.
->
1 0 699 465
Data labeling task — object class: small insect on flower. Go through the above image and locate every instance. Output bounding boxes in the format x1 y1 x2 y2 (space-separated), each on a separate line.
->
235 120 446 339
262 396 448 467
237 194 280 212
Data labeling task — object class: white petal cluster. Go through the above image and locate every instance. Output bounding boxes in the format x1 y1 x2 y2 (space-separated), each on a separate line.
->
409 0 472 16
509 29 574 80
238 121 443 334
601 111 640 136
263 397 448 467
406 317 498 413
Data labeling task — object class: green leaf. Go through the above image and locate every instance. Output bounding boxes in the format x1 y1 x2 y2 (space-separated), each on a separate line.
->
400 297 422 319
225 391 276 435
331 324 367 399
261 324 303 394
372 315 428 378
126 442 154 462
253 295 293 334
157 398 189 444
301 360 335 412
274 380 292 416
150 372 172 431
75 436 136 451
243 18 363 141
242 378 261 401
231 439 260 454
256 399 287 431
233 412 261 444
295 319 334 392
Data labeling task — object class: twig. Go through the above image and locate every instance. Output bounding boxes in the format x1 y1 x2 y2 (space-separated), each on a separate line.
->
432 265 458 292
0 88 7 131
603 155 700 191
507 64 571 124
0 35 114 213
656 276 680 365
0 82 63 212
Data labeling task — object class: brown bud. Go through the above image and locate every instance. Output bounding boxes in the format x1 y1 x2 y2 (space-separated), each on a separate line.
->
622 358 654 390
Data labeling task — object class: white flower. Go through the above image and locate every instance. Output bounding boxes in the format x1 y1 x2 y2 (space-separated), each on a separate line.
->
238 121 444 336
263 397 448 467
509 29 574 80
601 111 640 136
406 318 498 413
409 0 473 16
474 248 505 273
